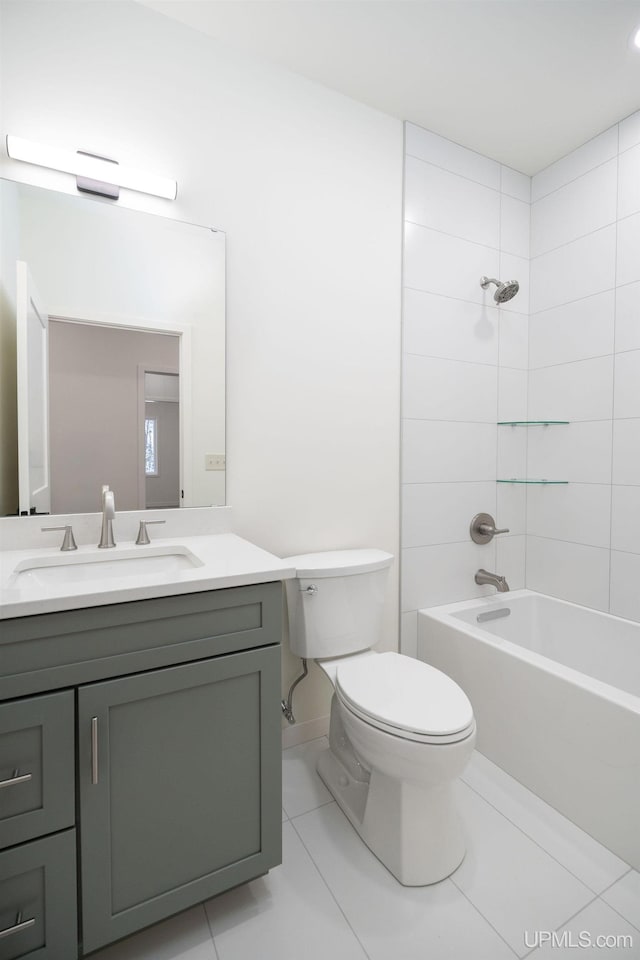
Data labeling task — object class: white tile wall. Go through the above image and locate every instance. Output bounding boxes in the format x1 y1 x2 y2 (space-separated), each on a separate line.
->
526 537 610 611
500 165 530 202
404 223 500 303
530 160 617 257
618 143 640 219
619 108 640 152
402 420 497 484
403 289 499 364
529 225 616 314
405 156 501 247
402 481 497 548
526 484 612 549
610 485 640 554
527 110 640 621
617 212 640 286
401 122 529 618
615 280 640 353
500 195 530 259
403 355 497 422
498 310 529 369
528 291 615 368
614 349 640 418
610 551 640 621
527 421 612 485
530 126 618 202
528 357 614 423
405 124 501 189
612 419 640 485
402 540 497 611
403 113 640 626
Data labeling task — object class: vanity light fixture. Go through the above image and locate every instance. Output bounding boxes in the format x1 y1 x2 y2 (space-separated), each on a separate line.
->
633 26 640 49
6 135 177 200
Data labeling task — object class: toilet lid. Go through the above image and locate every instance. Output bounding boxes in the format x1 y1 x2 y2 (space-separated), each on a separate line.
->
335 652 474 740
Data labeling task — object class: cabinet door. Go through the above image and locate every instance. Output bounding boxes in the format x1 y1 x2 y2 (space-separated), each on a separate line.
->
0 829 77 960
78 645 281 954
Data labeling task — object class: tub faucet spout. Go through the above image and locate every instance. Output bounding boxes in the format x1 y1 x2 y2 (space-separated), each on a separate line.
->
475 569 510 593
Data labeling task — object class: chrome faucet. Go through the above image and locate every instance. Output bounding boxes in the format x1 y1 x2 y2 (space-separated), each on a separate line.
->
98 485 116 548
475 569 510 593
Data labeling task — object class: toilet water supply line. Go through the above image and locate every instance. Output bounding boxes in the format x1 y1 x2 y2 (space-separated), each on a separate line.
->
281 659 308 724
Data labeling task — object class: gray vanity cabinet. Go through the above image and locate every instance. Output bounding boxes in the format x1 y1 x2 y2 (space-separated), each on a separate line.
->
0 582 283 959
77 646 281 954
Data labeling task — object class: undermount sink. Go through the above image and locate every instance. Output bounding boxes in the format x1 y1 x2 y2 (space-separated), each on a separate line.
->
12 545 204 588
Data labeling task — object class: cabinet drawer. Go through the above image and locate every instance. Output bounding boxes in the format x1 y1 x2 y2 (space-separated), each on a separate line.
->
0 829 77 960
0 692 75 850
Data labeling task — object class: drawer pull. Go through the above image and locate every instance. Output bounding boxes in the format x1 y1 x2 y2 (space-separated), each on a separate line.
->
91 717 99 785
0 769 32 790
0 911 36 939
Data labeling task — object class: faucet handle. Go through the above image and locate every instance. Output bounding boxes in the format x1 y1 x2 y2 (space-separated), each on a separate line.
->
42 525 78 552
470 513 509 544
136 520 166 545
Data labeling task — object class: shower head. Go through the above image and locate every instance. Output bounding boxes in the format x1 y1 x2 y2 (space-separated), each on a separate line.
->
480 276 520 304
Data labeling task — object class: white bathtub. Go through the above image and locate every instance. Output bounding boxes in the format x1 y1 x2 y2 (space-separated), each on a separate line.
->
418 589 640 870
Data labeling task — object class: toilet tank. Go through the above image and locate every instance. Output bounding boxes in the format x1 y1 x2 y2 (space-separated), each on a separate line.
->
282 550 393 659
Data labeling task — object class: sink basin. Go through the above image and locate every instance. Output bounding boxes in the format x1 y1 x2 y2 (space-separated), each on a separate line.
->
12 545 203 588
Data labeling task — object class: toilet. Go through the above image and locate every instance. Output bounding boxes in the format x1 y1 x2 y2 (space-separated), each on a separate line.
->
283 549 476 886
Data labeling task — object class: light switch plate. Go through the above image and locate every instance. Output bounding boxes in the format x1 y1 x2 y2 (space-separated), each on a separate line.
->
205 454 226 471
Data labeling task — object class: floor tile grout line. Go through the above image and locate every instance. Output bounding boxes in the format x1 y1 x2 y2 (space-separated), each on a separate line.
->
520 891 614 958
598 865 633 897
201 902 222 960
285 796 335 820
288 806 374 960
458 775 626 897
597 888 640 936
447 873 521 958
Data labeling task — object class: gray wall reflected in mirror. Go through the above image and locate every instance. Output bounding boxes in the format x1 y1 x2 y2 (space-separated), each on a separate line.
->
0 178 225 516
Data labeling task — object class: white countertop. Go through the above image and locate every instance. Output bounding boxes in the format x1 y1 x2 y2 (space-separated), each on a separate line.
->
0 534 295 619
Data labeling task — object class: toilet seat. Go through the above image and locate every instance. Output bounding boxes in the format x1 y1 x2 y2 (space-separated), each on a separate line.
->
335 651 475 745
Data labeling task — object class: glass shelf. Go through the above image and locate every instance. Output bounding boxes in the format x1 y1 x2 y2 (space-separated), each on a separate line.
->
497 420 569 426
496 479 569 485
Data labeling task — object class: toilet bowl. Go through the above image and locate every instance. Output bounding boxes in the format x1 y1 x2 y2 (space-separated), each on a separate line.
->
283 549 476 885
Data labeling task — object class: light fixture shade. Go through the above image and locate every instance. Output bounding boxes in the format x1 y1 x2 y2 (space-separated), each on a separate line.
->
6 135 177 200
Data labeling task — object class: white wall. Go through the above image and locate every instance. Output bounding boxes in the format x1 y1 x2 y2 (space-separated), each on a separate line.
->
401 123 530 654
0 0 403 731
527 110 640 622
0 179 19 515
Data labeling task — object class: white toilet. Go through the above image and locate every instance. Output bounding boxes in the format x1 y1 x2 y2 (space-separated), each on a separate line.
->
283 548 476 886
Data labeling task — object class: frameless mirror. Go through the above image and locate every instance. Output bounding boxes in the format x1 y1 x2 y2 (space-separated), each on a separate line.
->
0 179 225 515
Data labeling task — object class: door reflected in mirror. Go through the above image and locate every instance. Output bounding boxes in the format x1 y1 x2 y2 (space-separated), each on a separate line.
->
0 178 225 516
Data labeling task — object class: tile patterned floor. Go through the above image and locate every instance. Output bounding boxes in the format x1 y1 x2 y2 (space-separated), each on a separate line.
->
93 741 639 960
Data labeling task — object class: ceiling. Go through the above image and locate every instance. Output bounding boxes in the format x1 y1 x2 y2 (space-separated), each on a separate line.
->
140 1 640 175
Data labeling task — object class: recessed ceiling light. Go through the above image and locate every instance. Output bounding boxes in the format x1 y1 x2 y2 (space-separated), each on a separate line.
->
631 26 640 50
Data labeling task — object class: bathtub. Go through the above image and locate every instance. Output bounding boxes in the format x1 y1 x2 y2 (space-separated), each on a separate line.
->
418 589 640 870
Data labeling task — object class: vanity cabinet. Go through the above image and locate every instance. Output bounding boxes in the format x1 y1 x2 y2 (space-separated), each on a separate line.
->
0 582 283 958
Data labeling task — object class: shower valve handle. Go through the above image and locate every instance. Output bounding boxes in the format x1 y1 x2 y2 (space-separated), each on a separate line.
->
470 513 510 544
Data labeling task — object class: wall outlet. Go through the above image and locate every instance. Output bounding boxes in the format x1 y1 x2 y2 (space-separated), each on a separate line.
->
205 454 226 471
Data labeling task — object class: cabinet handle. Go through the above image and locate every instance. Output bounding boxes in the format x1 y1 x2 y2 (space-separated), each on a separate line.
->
0 769 32 789
91 717 99 785
0 911 36 939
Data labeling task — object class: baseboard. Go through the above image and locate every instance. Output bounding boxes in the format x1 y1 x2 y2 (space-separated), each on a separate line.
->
282 714 330 750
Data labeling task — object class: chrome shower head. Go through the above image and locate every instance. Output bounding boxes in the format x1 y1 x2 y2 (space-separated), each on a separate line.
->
480 276 520 304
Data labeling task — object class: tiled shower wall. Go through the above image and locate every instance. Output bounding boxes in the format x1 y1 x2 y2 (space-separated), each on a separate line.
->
526 110 640 622
401 123 531 655
401 111 640 651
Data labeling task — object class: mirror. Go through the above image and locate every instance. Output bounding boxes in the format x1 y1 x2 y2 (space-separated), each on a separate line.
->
0 179 225 515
